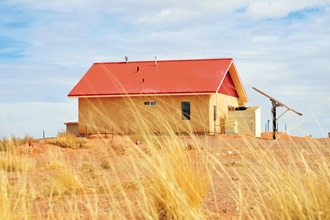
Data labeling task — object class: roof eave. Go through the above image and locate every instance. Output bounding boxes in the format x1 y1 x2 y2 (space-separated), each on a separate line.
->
68 92 216 98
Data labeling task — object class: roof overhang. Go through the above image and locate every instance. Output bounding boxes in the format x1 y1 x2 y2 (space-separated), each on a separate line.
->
68 92 215 98
216 61 248 103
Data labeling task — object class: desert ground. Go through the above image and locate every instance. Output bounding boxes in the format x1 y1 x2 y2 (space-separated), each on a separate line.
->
1 132 329 219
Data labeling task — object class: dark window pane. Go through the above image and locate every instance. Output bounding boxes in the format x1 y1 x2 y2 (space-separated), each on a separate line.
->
181 102 190 120
144 101 150 105
150 101 157 106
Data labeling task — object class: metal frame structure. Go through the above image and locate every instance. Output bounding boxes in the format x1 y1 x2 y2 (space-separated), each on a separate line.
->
252 87 302 140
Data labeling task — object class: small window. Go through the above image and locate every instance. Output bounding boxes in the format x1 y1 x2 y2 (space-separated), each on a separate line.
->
144 101 156 106
181 102 190 120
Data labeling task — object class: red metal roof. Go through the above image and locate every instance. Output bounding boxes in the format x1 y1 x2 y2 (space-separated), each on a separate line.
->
68 58 246 100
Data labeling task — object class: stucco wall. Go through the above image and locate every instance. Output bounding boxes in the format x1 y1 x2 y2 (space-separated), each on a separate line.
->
78 95 211 135
209 93 240 133
228 106 261 137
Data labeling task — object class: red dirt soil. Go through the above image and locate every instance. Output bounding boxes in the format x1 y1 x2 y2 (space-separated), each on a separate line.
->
8 133 329 219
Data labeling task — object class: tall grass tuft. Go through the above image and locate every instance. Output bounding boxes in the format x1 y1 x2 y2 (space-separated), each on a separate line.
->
248 143 330 219
125 130 212 219
0 134 37 152
47 168 84 196
0 171 10 219
143 143 211 219
0 154 32 172
0 137 14 152
46 132 87 149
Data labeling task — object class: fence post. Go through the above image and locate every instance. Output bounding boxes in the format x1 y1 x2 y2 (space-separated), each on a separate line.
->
86 126 88 138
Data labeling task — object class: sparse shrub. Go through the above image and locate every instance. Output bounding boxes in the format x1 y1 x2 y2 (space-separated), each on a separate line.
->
42 149 70 170
100 160 112 169
0 134 37 152
48 169 83 196
0 155 32 171
185 143 197 151
0 137 15 152
46 132 87 149
80 162 97 179
43 161 69 170
20 134 35 145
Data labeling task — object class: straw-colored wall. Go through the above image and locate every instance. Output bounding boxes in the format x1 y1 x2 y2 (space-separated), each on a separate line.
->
209 94 240 133
78 95 212 135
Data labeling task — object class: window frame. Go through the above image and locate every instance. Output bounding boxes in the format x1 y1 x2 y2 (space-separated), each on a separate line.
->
181 102 191 120
144 101 157 106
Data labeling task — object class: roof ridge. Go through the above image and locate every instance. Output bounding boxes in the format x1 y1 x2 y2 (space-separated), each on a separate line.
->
93 58 233 65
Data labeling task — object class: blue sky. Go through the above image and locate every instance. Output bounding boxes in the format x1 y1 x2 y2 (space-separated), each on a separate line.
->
0 0 329 138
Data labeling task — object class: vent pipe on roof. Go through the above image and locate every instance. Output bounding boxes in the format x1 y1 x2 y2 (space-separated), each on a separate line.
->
125 56 128 63
155 56 157 66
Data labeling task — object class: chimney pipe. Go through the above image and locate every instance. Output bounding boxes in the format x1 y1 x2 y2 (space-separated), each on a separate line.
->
155 56 157 66
125 56 128 63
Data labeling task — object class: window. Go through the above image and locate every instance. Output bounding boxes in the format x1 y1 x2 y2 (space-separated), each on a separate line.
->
181 102 190 120
144 101 157 106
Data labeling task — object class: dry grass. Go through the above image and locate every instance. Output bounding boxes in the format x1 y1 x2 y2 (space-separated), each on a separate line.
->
47 168 84 196
0 138 14 152
0 133 328 219
247 144 330 219
0 107 329 219
0 171 10 219
0 134 37 152
80 162 98 179
142 142 211 219
100 159 112 169
42 149 69 170
0 154 32 172
46 132 87 149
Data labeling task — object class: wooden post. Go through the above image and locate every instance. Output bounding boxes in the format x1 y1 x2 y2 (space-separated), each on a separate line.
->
86 126 88 138
272 101 277 140
105 126 107 138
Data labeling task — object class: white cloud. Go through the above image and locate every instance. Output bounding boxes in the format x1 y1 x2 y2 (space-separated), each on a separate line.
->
246 0 330 19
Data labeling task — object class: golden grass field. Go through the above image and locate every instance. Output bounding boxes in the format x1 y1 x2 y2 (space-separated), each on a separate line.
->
0 131 329 219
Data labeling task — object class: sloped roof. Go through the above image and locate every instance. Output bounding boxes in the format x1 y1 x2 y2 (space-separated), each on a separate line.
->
68 58 248 102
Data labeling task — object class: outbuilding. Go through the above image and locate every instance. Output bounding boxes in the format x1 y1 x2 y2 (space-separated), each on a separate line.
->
67 58 260 137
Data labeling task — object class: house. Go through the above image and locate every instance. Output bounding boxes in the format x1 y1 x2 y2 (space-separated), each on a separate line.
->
67 58 260 137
